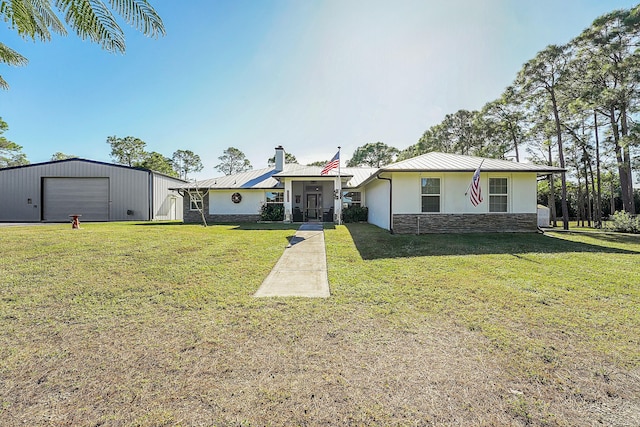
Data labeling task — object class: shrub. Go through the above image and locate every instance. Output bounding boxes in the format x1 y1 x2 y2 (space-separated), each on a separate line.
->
342 205 368 223
605 211 639 233
260 203 284 221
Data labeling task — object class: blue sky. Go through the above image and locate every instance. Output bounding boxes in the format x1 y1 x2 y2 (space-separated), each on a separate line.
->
1 0 638 179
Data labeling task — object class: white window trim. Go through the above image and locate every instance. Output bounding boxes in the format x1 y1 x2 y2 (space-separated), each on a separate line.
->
343 190 362 207
189 192 204 211
488 176 509 213
421 176 441 213
265 191 284 204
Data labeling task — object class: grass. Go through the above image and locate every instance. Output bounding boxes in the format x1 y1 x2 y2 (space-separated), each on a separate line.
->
0 221 639 426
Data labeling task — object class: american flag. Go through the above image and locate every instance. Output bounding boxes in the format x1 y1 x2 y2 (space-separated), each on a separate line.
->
321 151 340 175
469 162 483 206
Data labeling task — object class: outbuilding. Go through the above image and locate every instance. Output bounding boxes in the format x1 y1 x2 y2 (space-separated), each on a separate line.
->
0 158 186 222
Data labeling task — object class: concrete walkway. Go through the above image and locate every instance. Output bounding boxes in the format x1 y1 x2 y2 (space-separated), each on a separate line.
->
254 223 330 298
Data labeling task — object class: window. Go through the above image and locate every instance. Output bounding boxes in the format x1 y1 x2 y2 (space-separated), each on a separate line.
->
265 191 284 203
489 178 508 212
189 192 204 211
421 178 440 212
343 191 361 208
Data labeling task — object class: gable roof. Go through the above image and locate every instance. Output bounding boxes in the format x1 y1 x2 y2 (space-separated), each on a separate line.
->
357 152 564 187
174 152 564 191
383 152 564 173
176 163 378 190
0 158 187 181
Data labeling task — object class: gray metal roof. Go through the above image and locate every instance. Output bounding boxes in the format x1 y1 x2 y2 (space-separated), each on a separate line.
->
174 152 562 191
383 152 564 173
178 167 282 190
0 158 188 182
175 164 378 190
357 152 565 187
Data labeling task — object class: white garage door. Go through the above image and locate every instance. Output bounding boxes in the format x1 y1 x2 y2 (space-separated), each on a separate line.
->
43 178 109 221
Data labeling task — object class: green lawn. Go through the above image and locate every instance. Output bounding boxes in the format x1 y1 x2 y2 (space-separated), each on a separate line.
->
0 222 638 426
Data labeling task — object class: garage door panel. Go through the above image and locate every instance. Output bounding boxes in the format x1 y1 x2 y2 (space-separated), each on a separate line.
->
43 178 109 221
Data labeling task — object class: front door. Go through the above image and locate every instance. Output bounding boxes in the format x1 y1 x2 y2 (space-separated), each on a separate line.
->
306 193 322 220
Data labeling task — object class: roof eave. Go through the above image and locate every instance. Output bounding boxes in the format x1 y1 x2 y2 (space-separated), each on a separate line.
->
381 168 566 174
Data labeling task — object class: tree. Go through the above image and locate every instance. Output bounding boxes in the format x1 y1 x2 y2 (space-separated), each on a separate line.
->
107 135 147 166
307 160 328 167
481 86 529 162
172 149 203 179
0 117 28 167
572 7 639 214
138 151 177 177
0 0 165 89
215 147 252 175
51 152 77 160
515 44 572 230
268 152 298 167
347 142 399 167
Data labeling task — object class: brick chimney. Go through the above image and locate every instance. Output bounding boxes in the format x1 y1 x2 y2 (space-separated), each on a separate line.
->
274 145 285 171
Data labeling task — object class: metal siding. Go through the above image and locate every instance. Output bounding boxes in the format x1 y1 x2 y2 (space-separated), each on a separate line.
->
152 174 185 220
0 160 151 222
43 178 109 221
0 166 42 221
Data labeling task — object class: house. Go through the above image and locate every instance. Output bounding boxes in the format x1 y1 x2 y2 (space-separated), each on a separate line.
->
176 147 563 233
0 159 186 222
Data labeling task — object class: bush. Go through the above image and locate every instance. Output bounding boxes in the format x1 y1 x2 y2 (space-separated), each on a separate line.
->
260 203 284 221
605 211 639 233
342 205 368 223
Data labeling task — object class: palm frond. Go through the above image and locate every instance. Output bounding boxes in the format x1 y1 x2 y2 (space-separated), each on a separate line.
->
107 0 165 38
55 0 125 53
0 42 29 66
1 0 67 41
54 0 165 53
0 75 9 90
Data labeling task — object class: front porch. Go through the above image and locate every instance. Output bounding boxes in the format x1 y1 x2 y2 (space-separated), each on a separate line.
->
281 178 345 224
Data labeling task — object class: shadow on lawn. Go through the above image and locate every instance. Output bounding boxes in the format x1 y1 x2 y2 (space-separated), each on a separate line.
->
230 222 337 231
134 221 338 232
344 223 640 260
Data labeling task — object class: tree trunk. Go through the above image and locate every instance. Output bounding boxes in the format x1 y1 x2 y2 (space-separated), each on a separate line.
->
547 145 557 227
609 106 633 213
594 111 602 228
510 126 520 162
611 178 616 215
584 158 592 227
620 106 636 214
576 170 584 227
550 90 569 230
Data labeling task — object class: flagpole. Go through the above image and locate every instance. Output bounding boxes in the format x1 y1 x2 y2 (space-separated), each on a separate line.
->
464 159 484 196
337 146 342 225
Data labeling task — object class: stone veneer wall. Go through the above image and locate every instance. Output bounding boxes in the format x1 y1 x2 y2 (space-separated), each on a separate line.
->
393 213 538 234
182 193 260 224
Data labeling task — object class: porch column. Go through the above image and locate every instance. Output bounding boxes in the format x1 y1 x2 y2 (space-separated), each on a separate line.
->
283 179 293 222
334 177 342 225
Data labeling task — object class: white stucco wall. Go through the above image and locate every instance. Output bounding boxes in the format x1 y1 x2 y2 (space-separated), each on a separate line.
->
390 172 538 215
209 190 266 215
364 177 390 230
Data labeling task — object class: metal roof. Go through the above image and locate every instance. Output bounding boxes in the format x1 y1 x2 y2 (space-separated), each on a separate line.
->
175 164 378 190
0 158 188 182
173 152 563 191
178 167 282 190
382 152 565 173
356 152 565 187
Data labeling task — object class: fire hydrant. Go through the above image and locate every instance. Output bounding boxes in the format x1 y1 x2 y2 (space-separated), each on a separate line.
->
69 214 81 229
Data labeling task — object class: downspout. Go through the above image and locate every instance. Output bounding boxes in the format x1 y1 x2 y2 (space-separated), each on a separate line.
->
377 175 393 234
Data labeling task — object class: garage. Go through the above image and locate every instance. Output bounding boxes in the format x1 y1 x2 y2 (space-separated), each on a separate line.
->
42 177 110 221
0 159 186 222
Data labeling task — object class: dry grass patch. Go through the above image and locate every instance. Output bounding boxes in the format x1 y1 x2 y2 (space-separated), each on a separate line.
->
0 222 639 426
